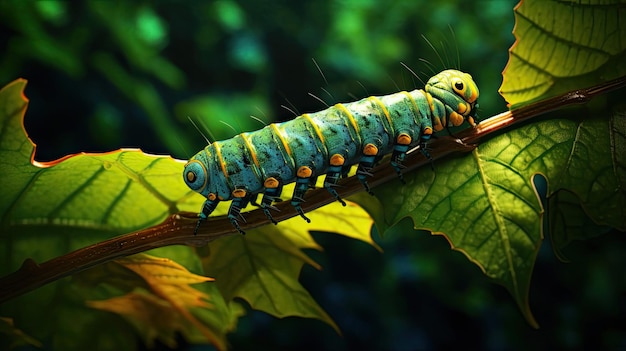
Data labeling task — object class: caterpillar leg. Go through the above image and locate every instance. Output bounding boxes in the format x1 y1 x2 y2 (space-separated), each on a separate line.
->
259 177 283 225
420 142 435 171
228 188 250 234
291 166 314 223
390 133 412 184
419 129 435 170
323 154 347 206
194 195 220 235
356 143 379 194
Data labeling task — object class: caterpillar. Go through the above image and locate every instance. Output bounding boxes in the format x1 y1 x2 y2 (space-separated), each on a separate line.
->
183 69 479 234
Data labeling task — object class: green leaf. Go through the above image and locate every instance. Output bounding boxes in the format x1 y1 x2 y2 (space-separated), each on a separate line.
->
547 105 626 258
0 80 202 271
499 0 626 107
549 113 626 230
356 110 625 327
0 82 201 253
548 190 613 262
199 200 378 334
0 79 230 349
350 0 626 327
0 78 379 348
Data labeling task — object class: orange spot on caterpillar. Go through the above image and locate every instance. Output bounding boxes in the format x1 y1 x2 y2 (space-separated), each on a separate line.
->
232 189 247 198
363 143 379 156
457 102 468 114
330 154 345 166
450 111 464 126
297 166 313 178
264 177 279 188
397 133 411 145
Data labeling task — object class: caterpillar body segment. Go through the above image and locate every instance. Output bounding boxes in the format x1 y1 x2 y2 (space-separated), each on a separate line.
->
184 69 480 234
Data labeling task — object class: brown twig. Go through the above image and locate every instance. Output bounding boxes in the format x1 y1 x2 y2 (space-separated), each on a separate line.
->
0 76 624 304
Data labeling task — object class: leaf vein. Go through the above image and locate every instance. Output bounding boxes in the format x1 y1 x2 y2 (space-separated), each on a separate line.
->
473 149 519 295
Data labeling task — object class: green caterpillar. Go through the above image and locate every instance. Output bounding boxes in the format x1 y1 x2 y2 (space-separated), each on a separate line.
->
184 69 479 233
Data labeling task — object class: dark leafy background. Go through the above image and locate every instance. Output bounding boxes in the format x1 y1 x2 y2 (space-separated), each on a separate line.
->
1 0 624 350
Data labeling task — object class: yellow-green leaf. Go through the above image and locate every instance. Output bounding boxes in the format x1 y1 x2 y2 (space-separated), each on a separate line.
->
113 254 214 306
499 0 626 107
0 317 42 349
87 254 226 350
87 292 199 349
0 80 230 350
0 78 378 348
200 200 377 334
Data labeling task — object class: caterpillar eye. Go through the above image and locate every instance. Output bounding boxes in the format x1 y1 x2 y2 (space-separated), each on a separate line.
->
453 80 465 93
183 160 208 192
186 171 196 183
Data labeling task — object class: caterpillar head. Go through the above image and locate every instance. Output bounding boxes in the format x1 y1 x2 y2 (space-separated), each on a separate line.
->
183 148 229 201
184 159 208 193
425 69 479 127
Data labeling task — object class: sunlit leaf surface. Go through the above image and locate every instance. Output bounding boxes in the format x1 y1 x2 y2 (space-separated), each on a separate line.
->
0 79 377 349
499 0 626 107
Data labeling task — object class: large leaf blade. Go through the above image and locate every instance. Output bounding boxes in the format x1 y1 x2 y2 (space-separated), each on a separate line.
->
0 80 231 349
499 0 626 107
200 201 376 334
354 104 626 327
0 80 201 242
0 78 379 348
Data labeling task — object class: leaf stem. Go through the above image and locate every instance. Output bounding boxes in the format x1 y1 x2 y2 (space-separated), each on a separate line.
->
0 75 624 304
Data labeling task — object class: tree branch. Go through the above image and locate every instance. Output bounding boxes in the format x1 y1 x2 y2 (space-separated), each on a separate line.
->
0 76 624 304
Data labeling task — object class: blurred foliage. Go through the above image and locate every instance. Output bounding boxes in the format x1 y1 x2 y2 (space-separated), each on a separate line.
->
0 0 512 161
0 0 624 350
